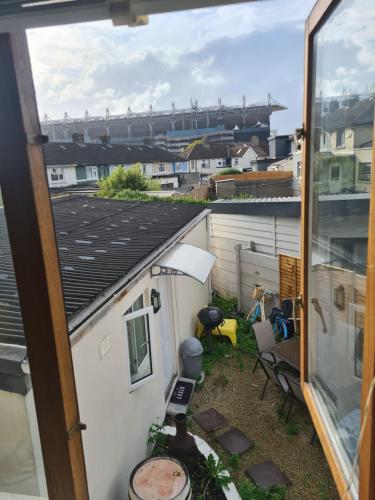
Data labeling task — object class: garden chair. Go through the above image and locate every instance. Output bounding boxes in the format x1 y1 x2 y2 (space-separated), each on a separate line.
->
256 351 289 401
252 320 279 373
282 372 317 445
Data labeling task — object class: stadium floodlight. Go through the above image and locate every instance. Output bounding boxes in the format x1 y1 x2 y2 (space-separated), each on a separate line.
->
0 0 258 33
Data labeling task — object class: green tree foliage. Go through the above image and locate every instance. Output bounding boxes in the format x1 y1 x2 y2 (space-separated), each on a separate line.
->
97 163 160 197
217 168 242 176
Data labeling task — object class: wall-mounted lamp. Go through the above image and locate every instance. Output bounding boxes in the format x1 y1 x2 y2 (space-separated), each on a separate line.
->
150 289 161 314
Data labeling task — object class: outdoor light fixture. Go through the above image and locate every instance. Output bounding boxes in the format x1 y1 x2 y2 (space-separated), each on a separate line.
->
150 288 161 314
0 0 257 33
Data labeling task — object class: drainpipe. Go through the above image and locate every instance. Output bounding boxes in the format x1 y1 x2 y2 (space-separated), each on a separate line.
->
235 243 242 311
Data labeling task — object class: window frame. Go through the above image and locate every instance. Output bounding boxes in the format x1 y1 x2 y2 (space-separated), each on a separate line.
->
123 305 156 392
300 1 375 499
330 164 341 182
0 32 88 499
358 162 371 183
336 129 345 148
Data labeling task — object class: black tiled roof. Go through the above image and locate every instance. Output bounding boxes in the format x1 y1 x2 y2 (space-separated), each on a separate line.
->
43 142 185 166
0 197 206 345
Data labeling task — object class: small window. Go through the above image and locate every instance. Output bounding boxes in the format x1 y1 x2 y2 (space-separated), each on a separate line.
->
124 296 153 387
234 158 239 165
330 164 341 181
336 129 345 147
50 168 63 182
358 162 371 182
159 164 165 172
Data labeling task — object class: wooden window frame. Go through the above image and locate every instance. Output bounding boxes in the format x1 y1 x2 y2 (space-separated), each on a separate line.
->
300 1 375 499
0 32 88 499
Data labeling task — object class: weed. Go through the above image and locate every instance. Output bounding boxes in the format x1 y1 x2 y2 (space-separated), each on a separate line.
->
200 454 231 498
227 453 241 472
238 480 287 500
286 422 299 436
148 421 167 456
213 373 230 388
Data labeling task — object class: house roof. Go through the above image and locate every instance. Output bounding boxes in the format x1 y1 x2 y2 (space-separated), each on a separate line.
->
322 97 375 132
0 197 207 345
43 142 185 167
181 142 232 160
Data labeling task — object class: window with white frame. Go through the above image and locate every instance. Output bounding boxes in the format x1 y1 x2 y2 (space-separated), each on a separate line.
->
124 295 153 386
50 168 64 182
159 164 165 172
336 129 345 147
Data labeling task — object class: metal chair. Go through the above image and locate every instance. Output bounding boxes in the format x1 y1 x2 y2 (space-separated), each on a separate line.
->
252 320 279 373
282 372 318 444
256 351 289 401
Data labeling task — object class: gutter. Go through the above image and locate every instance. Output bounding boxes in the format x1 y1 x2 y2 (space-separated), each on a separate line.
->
69 208 210 337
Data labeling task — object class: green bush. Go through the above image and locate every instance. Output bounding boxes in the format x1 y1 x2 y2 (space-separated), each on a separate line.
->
97 163 161 197
217 168 242 176
238 480 286 500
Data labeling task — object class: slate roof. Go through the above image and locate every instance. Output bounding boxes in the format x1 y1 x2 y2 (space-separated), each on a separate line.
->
43 142 185 167
0 197 206 346
322 97 375 131
181 143 232 160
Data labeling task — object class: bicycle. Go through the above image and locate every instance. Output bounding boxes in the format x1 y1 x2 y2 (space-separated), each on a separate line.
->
246 284 273 324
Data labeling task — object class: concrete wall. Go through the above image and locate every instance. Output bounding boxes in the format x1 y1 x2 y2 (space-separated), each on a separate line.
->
70 216 209 500
215 177 294 199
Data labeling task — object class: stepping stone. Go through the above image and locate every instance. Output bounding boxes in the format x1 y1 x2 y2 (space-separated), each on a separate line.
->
193 408 227 432
216 427 254 455
245 460 291 489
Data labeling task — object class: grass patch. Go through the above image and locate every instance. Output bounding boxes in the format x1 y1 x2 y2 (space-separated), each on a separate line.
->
286 422 299 436
201 292 257 375
238 480 287 500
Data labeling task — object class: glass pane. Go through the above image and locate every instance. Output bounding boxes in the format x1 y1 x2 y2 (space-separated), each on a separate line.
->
308 0 375 492
0 187 48 497
126 312 151 384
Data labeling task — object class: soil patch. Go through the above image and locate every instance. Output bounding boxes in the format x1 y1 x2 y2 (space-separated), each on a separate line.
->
190 353 340 500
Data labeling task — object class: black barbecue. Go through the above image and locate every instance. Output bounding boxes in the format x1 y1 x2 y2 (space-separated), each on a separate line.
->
198 306 224 339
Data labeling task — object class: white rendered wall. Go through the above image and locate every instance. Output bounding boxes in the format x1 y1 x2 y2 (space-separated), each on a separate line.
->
70 215 210 500
47 166 77 188
172 217 210 343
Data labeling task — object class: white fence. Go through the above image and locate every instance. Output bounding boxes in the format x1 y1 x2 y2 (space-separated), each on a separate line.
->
209 212 300 312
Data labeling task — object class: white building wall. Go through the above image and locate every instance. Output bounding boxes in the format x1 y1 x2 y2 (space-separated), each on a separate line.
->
70 216 210 500
172 218 210 343
231 149 256 171
47 165 77 188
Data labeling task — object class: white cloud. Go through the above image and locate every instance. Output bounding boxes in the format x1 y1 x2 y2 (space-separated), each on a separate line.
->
26 0 315 118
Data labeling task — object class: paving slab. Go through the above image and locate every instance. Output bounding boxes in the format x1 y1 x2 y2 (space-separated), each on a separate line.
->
193 408 227 432
216 427 254 455
245 460 291 489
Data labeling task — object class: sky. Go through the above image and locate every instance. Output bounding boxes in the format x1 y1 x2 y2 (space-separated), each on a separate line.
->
27 0 317 135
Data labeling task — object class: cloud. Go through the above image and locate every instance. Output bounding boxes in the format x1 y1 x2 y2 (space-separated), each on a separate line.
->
27 0 315 129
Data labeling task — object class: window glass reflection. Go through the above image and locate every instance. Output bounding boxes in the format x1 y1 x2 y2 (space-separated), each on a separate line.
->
308 0 375 490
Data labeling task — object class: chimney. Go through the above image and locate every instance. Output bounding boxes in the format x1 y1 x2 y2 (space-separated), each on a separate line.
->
250 135 260 146
72 132 84 144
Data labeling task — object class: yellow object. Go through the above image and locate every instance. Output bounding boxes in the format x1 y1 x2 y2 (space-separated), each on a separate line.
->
196 318 238 346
